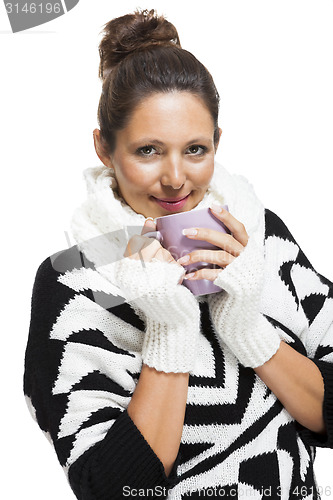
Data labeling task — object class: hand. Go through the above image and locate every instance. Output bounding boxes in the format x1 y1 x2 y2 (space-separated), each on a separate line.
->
124 218 186 284
197 208 282 368
176 204 249 281
115 218 200 373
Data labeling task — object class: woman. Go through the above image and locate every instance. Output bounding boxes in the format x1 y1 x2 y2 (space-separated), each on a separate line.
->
24 8 333 500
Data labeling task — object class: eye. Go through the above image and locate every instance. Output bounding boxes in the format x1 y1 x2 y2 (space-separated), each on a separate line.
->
186 145 207 155
137 145 157 157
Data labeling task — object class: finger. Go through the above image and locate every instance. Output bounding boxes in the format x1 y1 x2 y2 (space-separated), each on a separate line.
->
177 249 235 268
209 204 249 246
124 234 180 269
154 247 177 263
124 234 160 259
184 267 223 282
124 235 142 258
141 217 156 235
182 228 244 256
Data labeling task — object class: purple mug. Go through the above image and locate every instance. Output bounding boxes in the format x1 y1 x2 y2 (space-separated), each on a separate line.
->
144 206 230 296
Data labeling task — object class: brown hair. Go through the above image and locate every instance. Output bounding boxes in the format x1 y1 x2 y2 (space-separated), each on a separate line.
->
97 9 220 155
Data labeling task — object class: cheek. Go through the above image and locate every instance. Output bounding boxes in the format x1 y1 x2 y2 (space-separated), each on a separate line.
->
191 160 214 187
116 159 157 191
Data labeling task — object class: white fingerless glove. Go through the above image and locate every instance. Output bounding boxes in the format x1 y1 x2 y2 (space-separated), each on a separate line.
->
208 236 281 368
110 257 201 373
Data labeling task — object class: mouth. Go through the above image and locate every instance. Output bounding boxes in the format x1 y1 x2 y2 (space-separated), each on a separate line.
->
151 193 191 212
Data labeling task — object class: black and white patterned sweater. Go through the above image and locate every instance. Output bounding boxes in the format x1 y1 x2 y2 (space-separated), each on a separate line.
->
24 163 333 499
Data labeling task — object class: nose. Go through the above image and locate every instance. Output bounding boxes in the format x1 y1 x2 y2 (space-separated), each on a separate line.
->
160 156 186 190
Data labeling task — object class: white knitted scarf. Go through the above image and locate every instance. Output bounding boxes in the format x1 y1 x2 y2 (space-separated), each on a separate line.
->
70 160 265 276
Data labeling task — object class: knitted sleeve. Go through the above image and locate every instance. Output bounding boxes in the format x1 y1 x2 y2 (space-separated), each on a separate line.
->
23 246 180 499
262 209 333 449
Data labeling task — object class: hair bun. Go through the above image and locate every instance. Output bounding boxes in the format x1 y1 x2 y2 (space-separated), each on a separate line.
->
98 9 181 80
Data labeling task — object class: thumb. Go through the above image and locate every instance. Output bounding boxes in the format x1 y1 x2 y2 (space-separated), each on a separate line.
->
141 217 156 235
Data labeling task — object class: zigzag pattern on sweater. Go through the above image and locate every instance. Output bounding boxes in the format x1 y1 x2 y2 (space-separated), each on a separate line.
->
24 209 333 500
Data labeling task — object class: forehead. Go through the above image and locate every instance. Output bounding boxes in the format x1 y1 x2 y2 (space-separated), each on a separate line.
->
122 91 215 141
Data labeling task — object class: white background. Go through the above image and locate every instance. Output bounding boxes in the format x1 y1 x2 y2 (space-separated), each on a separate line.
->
1 0 332 498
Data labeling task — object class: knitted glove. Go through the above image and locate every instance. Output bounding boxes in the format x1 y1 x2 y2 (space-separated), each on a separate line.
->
208 236 281 368
110 256 201 373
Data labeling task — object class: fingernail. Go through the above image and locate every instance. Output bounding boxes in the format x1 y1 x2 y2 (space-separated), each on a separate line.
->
182 228 197 236
210 203 223 213
144 217 156 227
185 272 195 279
177 254 190 265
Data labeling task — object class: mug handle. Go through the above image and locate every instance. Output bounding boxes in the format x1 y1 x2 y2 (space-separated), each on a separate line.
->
143 230 163 243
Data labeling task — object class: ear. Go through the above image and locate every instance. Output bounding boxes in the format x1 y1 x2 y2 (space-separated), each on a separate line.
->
216 127 222 150
214 127 222 153
93 129 113 168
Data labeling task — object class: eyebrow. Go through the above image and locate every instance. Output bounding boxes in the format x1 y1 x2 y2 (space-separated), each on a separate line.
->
130 137 211 148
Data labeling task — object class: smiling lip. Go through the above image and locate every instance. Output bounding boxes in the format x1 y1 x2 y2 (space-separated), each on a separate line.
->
155 194 190 202
151 193 191 211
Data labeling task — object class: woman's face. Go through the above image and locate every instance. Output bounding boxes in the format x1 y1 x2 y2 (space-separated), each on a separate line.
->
95 91 221 219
